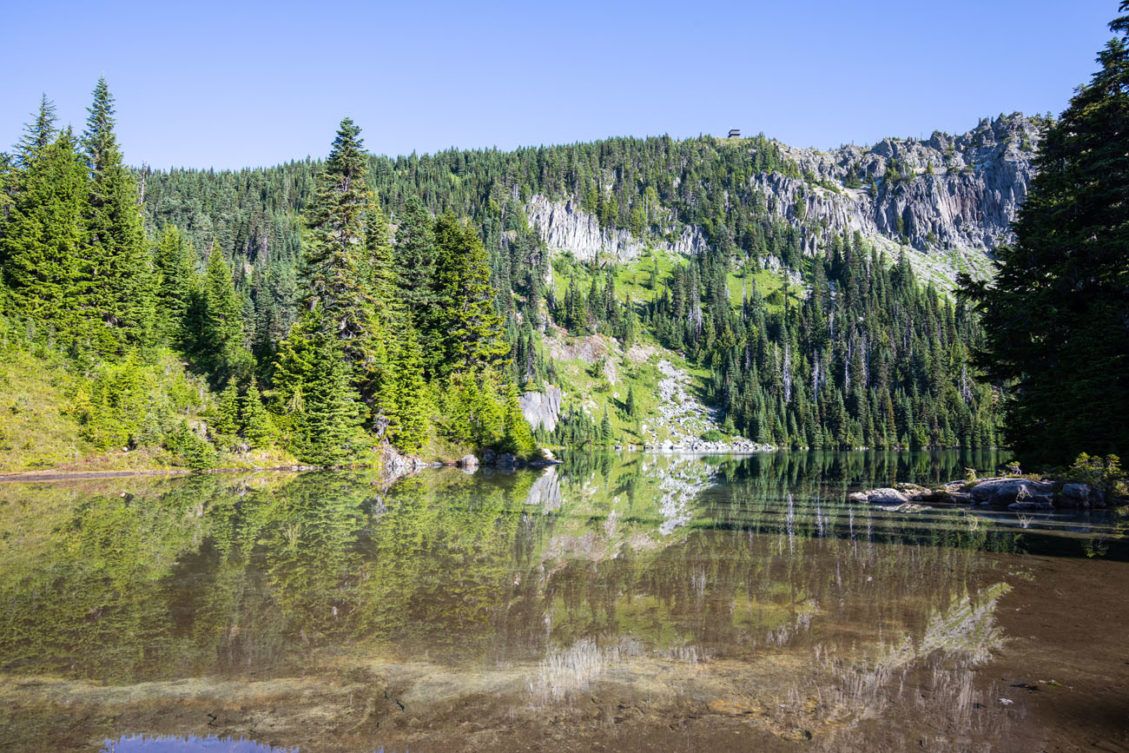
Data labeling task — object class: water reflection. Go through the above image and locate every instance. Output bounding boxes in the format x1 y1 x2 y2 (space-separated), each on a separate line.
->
0 450 1125 753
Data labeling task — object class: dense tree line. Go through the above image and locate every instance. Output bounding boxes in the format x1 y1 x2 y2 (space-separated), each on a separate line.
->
965 2 1129 466
0 84 532 466
136 105 1005 453
645 237 999 450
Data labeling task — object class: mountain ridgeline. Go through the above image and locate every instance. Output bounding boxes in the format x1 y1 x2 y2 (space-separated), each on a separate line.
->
142 114 1041 453
0 89 1042 467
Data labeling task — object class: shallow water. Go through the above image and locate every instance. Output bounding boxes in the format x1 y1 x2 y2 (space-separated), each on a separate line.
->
1 451 1127 752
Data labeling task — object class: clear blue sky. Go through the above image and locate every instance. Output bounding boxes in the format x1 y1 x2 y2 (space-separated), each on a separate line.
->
0 0 1118 169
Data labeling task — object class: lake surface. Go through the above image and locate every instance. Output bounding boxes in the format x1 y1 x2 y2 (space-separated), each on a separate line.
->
1 451 1127 752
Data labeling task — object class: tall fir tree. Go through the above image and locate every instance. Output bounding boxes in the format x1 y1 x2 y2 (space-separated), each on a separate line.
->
81 78 154 352
393 194 437 329
375 322 430 453
197 242 251 386
964 3 1129 465
0 128 87 334
299 117 392 419
431 213 510 377
151 224 196 345
15 95 57 167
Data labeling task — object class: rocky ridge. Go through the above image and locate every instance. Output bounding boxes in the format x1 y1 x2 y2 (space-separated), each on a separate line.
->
523 114 1041 288
775 113 1040 254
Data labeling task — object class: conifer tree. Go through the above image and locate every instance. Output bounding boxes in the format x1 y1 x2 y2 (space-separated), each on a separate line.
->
152 224 196 345
394 194 437 328
198 243 251 385
271 310 361 466
16 95 57 166
81 78 154 352
0 128 87 333
431 213 510 377
965 3 1129 465
239 379 274 448
300 117 380 369
375 322 430 452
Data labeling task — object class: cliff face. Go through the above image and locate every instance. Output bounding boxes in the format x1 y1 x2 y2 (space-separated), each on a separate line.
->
526 194 706 263
525 114 1041 281
776 113 1040 253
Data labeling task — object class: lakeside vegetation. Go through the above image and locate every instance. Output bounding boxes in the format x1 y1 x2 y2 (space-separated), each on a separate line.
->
1 4 1125 474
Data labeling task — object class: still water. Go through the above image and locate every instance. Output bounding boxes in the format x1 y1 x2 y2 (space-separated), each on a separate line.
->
1 451 1127 752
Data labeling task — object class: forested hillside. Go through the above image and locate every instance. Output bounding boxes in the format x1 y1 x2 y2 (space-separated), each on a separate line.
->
1 81 1032 471
141 119 1026 452
0 83 532 470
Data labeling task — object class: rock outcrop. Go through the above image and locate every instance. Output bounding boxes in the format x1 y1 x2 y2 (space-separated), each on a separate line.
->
968 478 1054 507
526 194 706 263
847 474 1115 512
773 114 1040 254
519 386 562 433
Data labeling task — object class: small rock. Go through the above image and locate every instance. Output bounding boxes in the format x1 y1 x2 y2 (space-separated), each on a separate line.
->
457 454 479 471
866 488 911 505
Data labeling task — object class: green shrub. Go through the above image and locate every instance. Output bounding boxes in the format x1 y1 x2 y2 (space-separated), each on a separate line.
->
1066 453 1128 499
164 421 218 470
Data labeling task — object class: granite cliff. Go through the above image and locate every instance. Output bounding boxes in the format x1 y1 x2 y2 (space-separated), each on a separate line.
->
525 113 1042 285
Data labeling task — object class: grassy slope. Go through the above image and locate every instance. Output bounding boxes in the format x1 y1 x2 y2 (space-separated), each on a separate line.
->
543 329 725 447
0 341 295 474
0 346 91 471
551 247 803 313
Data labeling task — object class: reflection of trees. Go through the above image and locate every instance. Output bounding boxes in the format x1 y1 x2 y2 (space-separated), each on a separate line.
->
355 470 536 660
0 476 223 681
0 449 1090 695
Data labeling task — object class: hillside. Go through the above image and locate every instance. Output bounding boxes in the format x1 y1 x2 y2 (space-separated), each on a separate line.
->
137 115 1034 453
2 101 1038 470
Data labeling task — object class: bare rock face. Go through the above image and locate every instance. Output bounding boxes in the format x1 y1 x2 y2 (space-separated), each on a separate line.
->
775 114 1040 254
526 194 706 263
519 385 562 432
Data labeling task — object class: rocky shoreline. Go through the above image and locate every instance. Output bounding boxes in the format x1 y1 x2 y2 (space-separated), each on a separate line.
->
849 476 1121 512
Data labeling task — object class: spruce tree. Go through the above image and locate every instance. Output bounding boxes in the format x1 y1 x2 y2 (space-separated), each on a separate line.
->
0 128 87 334
965 3 1129 465
152 224 196 345
300 117 380 366
431 213 510 377
81 78 154 352
271 310 362 466
393 194 437 327
16 95 57 167
199 243 251 385
376 322 430 453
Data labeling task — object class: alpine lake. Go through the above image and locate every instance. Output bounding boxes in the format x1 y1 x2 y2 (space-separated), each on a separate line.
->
1 451 1127 753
